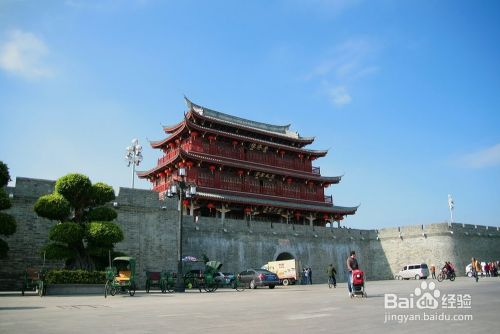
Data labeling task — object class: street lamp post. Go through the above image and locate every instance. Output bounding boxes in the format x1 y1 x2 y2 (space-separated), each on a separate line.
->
448 194 455 224
167 166 196 292
125 138 143 189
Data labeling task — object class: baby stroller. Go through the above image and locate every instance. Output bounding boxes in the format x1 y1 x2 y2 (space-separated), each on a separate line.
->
350 269 367 298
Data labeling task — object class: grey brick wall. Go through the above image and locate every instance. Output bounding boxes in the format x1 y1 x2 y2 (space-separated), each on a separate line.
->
1 177 499 290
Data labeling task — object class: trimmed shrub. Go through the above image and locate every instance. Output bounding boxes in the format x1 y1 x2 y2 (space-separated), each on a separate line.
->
87 221 123 245
0 239 8 258
34 193 71 221
0 189 11 210
46 269 106 284
0 161 9 186
55 174 92 208
49 222 84 245
0 212 16 236
42 243 76 260
87 207 117 222
91 183 115 206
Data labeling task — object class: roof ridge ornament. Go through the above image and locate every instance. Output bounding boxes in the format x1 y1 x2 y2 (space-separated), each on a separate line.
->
184 95 204 114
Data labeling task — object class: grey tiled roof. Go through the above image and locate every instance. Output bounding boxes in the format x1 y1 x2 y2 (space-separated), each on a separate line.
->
185 119 327 156
196 190 358 215
185 96 315 142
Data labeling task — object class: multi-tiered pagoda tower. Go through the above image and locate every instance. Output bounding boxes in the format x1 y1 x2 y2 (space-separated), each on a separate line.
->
138 97 357 226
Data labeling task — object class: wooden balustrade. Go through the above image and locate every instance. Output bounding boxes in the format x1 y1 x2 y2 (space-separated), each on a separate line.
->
156 139 329 203
178 138 316 173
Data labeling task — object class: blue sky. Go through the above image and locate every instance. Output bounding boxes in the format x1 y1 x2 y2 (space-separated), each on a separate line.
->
0 0 499 229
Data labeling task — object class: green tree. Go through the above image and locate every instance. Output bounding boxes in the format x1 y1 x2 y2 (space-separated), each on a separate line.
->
34 173 123 270
0 161 16 258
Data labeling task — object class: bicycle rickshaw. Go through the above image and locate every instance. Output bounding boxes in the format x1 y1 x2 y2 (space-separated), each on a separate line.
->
145 270 175 293
21 268 46 297
200 261 223 292
104 256 137 297
21 253 47 297
182 259 222 292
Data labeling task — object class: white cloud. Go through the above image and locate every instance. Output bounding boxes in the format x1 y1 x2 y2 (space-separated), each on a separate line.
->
306 39 378 81
0 30 52 79
304 38 380 107
460 143 500 168
328 85 351 106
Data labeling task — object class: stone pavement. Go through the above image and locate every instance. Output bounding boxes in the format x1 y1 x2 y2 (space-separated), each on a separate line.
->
0 277 498 333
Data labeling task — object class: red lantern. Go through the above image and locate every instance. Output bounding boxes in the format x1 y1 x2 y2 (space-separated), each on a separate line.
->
186 161 193 169
279 150 286 157
178 161 185 167
323 214 329 221
294 211 301 220
208 135 216 143
209 165 216 174
232 140 238 148
286 178 293 184
298 153 304 160
190 131 199 138
168 142 175 148
165 169 172 175
237 170 244 177
182 199 190 207
207 203 215 212
244 207 252 215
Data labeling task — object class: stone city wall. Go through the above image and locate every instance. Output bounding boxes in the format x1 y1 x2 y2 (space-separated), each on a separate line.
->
1 177 499 290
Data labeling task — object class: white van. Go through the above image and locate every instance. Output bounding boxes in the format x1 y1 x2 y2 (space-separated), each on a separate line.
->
396 263 429 280
465 262 486 277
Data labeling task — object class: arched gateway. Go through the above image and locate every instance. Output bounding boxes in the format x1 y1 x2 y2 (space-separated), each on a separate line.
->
276 252 294 261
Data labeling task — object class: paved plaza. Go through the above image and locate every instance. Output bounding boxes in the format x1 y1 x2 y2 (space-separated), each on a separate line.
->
0 277 498 333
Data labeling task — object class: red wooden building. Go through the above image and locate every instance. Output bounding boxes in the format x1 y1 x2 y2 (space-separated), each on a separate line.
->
138 97 358 226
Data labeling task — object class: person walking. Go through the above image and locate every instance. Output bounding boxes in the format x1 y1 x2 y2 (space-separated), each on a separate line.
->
308 267 313 285
471 257 481 282
430 264 436 279
346 251 359 297
304 268 309 285
326 264 337 288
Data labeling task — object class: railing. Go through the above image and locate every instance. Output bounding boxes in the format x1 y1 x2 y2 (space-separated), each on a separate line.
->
176 138 315 173
158 148 179 166
173 168 329 203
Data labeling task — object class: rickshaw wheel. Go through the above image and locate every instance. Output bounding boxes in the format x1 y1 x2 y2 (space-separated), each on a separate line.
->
110 286 117 296
38 281 44 297
166 283 174 293
104 281 111 298
204 286 217 293
129 282 136 296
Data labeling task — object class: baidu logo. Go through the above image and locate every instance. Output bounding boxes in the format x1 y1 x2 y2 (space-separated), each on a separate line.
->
385 281 440 309
414 281 440 309
384 282 473 323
